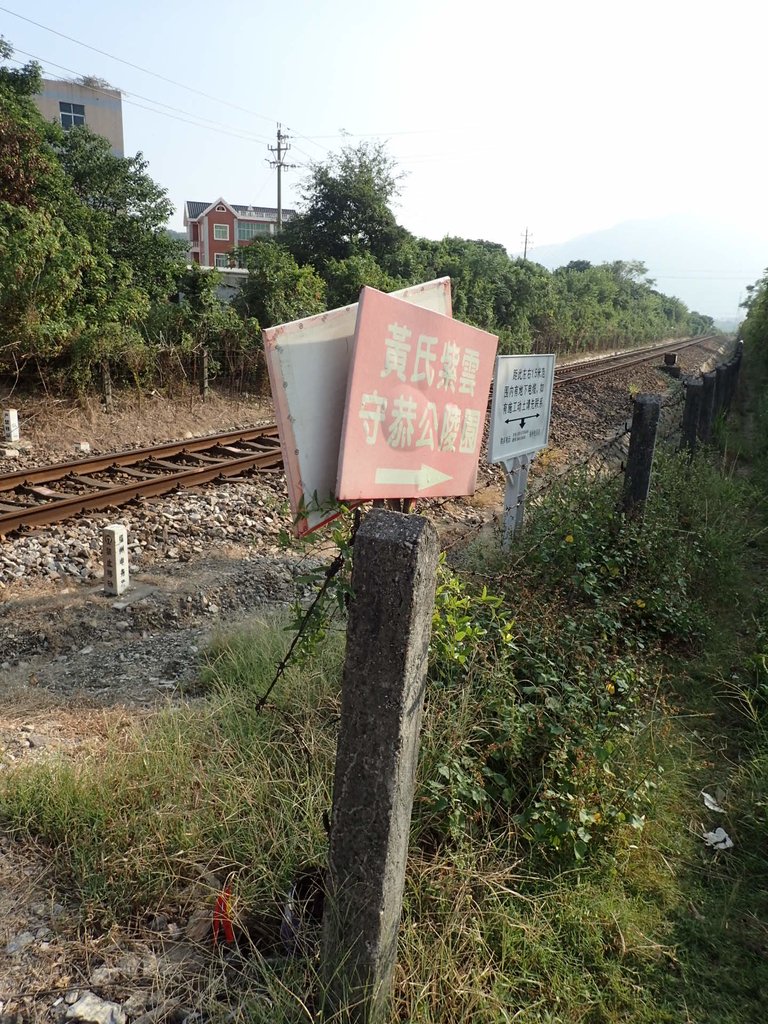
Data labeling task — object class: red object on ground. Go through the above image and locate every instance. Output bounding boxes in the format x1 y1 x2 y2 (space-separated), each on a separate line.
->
212 885 235 945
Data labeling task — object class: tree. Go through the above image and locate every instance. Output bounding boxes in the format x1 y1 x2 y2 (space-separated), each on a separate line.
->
0 40 183 385
55 127 185 302
234 241 327 328
282 142 407 268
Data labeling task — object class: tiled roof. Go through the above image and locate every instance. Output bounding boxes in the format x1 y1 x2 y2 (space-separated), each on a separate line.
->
185 201 210 219
185 201 296 221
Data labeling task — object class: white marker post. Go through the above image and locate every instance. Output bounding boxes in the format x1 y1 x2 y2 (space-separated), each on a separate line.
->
102 523 130 596
3 409 19 443
488 354 556 547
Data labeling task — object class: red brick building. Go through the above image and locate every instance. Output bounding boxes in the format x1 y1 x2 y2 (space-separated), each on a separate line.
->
183 199 296 267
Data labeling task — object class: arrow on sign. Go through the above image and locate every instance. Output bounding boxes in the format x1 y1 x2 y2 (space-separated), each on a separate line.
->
374 464 453 491
505 413 541 427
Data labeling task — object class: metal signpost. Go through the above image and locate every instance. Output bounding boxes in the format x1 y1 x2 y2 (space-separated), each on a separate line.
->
488 353 556 545
336 287 498 502
263 279 452 535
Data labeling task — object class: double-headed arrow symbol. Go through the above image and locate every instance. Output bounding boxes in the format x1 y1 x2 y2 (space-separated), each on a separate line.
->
504 412 541 427
374 464 453 491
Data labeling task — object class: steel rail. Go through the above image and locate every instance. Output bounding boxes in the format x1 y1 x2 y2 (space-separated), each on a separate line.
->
0 424 279 492
0 428 283 537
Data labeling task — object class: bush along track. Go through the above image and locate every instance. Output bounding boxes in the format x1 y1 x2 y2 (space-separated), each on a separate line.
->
2 385 768 1020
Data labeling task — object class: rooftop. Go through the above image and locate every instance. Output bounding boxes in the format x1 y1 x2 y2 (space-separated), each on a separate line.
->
185 201 296 221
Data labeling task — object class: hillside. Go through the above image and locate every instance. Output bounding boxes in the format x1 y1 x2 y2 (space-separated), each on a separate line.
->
526 214 767 319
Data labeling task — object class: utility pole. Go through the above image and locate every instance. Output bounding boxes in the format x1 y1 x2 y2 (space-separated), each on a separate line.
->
268 124 297 233
521 227 532 260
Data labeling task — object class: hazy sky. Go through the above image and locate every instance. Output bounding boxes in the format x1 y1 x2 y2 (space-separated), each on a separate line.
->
3 0 766 279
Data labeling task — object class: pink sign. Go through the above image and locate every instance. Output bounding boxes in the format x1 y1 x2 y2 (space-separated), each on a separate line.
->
337 288 498 500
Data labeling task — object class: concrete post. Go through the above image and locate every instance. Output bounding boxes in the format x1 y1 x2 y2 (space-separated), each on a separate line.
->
622 394 661 516
200 348 210 400
102 524 130 596
715 364 728 418
699 371 716 443
322 510 439 1023
3 409 19 442
101 361 113 413
681 378 703 453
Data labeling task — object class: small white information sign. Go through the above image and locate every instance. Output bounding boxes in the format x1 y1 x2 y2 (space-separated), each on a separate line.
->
488 353 555 464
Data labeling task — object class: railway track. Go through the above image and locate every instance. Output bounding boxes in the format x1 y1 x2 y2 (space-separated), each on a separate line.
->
0 335 718 538
553 334 714 386
0 425 281 537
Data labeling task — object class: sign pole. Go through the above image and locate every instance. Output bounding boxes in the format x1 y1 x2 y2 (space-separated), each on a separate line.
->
502 453 533 547
502 456 521 548
514 453 531 536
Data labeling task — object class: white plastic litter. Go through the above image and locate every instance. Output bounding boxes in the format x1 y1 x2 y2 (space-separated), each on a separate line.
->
701 791 725 813
703 827 734 850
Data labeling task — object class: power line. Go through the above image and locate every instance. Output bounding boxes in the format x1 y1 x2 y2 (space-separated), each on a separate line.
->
0 4 280 124
10 48 274 144
1 7 458 163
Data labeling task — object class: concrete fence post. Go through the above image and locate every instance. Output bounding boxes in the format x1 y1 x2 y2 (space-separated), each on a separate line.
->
723 359 736 413
622 394 661 516
698 371 716 443
200 348 210 400
322 510 439 1023
101 361 113 413
715 364 728 418
681 378 703 453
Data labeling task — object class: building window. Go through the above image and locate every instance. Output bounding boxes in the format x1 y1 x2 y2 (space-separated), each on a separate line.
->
215 205 226 212
59 102 86 129
214 253 230 268
237 221 271 241
213 224 230 241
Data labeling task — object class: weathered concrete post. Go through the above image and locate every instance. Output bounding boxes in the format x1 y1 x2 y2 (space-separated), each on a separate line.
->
698 371 716 443
622 394 661 516
681 378 703 453
715 364 728 418
322 510 439 1023
101 361 113 413
200 348 210 400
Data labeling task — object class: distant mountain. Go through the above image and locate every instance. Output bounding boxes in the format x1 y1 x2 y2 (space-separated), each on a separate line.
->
523 215 767 319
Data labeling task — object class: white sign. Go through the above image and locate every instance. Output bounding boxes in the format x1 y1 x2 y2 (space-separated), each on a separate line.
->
263 279 452 535
488 353 555 464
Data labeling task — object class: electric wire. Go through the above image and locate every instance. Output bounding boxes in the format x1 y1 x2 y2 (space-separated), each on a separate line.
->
9 48 274 144
0 4 281 124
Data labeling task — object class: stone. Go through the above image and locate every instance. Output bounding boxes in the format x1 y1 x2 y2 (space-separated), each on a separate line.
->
6 931 35 954
65 991 126 1024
